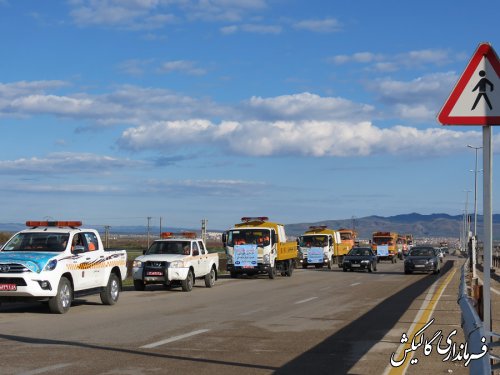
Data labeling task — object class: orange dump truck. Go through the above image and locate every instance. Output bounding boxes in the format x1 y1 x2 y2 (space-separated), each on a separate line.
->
371 231 398 263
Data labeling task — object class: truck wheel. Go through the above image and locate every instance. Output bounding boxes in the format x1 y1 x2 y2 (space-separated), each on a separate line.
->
182 269 194 291
204 267 216 288
302 263 308 269
100 273 120 305
285 260 294 277
133 279 145 291
268 266 276 279
327 257 333 270
48 277 72 314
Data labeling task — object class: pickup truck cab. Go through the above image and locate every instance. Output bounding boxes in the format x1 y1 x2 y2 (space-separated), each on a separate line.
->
132 232 218 292
0 221 128 314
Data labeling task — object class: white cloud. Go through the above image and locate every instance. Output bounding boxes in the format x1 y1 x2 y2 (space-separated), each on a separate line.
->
143 178 267 196
220 23 281 34
118 118 484 157
293 18 342 33
328 48 455 72
366 72 458 121
0 152 144 175
244 92 375 121
158 60 207 75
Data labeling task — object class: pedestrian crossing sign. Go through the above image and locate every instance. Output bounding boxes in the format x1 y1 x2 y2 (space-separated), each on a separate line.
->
438 42 500 125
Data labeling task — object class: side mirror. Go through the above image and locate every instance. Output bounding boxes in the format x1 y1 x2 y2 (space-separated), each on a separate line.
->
222 232 227 245
142 250 146 255
73 245 86 255
329 238 333 246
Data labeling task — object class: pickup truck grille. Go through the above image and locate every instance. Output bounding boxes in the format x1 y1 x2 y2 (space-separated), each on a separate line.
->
145 261 168 268
0 277 27 286
0 263 29 273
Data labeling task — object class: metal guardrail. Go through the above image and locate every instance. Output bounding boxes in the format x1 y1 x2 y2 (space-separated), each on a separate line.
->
458 259 496 374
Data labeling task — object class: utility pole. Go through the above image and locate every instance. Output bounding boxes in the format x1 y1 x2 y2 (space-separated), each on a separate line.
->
159 217 163 236
201 218 208 243
147 216 152 249
104 225 110 248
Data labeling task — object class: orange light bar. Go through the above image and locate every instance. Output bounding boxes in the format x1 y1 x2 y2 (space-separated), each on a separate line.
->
26 221 82 227
309 225 327 230
181 231 197 239
241 216 269 222
161 232 173 239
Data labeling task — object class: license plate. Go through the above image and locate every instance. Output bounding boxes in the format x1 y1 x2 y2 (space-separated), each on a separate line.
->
352 264 361 267
147 271 163 276
0 284 17 291
415 265 425 268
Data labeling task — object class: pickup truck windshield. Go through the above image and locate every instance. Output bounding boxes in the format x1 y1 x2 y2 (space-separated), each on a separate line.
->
147 241 191 255
227 229 270 247
298 235 327 247
2 233 70 252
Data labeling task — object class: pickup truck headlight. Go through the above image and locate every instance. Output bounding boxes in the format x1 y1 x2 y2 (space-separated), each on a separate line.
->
132 260 143 268
263 254 270 264
44 259 58 271
169 260 184 268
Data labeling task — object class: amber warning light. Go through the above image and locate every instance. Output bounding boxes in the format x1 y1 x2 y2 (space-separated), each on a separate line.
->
26 221 82 227
241 217 269 222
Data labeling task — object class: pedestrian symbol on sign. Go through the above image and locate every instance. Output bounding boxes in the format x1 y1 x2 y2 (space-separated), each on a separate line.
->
471 70 494 111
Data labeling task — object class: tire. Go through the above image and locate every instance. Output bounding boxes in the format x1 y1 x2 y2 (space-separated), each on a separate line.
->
230 271 238 278
133 279 145 291
343 266 347 272
48 277 72 314
405 269 412 274
182 269 194 292
302 263 308 269
268 266 276 279
101 273 120 305
204 267 216 288
285 260 294 277
327 257 333 270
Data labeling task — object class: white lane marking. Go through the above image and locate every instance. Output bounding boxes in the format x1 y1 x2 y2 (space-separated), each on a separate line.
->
319 286 331 291
141 329 210 349
18 364 72 375
350 282 361 287
478 276 500 295
295 297 318 304
240 307 267 316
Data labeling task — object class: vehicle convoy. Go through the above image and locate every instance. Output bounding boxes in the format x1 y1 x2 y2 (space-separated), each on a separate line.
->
371 231 398 263
132 232 218 292
342 247 377 272
223 217 297 279
297 226 342 269
0 221 127 314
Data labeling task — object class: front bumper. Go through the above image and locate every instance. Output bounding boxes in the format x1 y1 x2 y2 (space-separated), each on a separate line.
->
226 263 272 273
0 273 58 298
132 266 190 283
343 261 371 270
404 262 438 272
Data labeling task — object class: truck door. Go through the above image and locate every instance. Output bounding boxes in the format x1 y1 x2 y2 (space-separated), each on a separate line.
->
71 232 102 290
191 241 204 276
197 240 210 274
82 232 104 287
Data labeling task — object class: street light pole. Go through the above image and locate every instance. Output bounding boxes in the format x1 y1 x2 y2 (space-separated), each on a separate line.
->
468 145 482 237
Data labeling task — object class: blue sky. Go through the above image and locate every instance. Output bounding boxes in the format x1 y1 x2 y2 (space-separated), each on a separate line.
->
0 0 499 231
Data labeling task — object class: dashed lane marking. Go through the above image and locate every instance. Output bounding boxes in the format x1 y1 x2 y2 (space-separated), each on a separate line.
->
295 297 318 304
141 329 211 349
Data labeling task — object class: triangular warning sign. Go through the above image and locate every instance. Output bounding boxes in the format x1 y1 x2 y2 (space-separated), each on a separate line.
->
438 42 500 125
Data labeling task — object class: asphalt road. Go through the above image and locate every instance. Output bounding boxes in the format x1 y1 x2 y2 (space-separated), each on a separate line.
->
0 256 472 375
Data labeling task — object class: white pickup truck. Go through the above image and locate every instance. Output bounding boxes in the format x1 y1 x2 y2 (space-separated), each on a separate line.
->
0 221 128 314
132 232 218 292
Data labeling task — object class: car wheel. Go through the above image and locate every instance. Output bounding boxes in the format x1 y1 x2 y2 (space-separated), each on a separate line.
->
343 266 347 272
204 267 216 288
48 277 72 314
182 269 194 291
405 269 412 274
100 273 120 305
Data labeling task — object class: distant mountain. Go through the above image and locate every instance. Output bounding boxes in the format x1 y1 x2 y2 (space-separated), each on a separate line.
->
284 213 497 240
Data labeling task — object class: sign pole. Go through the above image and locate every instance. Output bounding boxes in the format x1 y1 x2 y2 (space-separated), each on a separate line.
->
482 125 492 337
